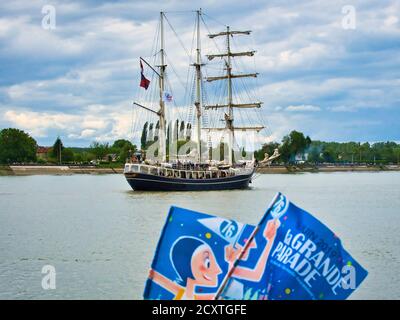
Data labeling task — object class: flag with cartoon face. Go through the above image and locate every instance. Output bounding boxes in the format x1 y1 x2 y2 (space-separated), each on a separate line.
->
143 206 255 300
219 193 368 300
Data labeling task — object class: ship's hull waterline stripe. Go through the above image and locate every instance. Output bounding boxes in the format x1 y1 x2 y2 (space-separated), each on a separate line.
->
125 176 252 185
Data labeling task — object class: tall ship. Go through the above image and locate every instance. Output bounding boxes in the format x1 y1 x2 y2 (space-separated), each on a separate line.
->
124 10 277 191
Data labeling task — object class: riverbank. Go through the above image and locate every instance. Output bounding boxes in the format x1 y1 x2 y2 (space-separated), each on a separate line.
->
1 164 399 175
257 164 400 174
0 165 14 176
4 165 123 175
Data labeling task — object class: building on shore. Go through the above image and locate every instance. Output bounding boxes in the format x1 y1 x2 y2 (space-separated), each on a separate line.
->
36 146 51 161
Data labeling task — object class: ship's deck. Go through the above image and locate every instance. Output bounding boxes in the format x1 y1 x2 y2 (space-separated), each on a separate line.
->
124 163 253 179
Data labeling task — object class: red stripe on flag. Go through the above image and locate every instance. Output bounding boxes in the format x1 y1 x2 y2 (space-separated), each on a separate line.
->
139 59 150 90
140 73 150 90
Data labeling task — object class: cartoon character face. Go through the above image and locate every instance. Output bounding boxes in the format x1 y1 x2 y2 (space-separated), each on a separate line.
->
191 244 222 286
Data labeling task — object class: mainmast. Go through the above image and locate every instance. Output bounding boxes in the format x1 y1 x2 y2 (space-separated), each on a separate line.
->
226 26 233 165
204 28 263 165
193 9 203 163
158 11 167 163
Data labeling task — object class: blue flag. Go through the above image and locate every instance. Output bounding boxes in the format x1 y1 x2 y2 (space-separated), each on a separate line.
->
143 206 255 300
219 193 368 300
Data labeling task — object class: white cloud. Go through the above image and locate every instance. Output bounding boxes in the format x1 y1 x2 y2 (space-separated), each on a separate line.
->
2 105 133 144
274 43 329 69
80 129 96 138
328 105 357 113
0 16 84 58
0 0 399 145
4 110 77 137
384 15 398 27
285 105 321 112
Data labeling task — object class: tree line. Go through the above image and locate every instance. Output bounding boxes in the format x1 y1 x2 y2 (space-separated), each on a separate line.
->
1 127 399 165
255 130 400 165
0 128 136 165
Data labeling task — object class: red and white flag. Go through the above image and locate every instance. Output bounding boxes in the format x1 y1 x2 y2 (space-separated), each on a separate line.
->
140 60 150 90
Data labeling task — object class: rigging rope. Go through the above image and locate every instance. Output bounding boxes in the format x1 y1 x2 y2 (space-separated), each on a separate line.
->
130 10 272 155
164 13 193 61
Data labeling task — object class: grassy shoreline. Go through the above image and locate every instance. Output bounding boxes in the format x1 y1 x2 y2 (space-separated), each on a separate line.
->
1 164 399 176
4 165 123 175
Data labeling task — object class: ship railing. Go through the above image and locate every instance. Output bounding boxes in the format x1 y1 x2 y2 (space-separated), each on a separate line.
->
124 164 252 179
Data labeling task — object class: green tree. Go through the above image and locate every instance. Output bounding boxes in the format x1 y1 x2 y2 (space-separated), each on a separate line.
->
219 142 227 161
112 139 134 150
179 121 185 140
254 142 280 161
166 121 171 147
80 151 96 163
118 144 134 162
74 153 83 163
148 123 154 142
279 130 311 163
307 141 324 163
186 123 192 141
256 136 400 165
0 128 37 163
154 120 160 141
322 150 335 163
62 148 75 163
111 139 136 162
140 122 148 150
90 142 109 160
307 148 322 163
51 137 64 164
173 119 179 143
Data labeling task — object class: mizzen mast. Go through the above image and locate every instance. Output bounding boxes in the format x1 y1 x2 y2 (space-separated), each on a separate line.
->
204 27 263 165
157 11 167 163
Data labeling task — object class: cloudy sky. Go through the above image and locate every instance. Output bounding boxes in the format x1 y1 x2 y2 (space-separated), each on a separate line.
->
0 0 399 147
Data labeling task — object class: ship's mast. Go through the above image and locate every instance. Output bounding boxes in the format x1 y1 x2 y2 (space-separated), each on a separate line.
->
158 11 167 163
226 26 234 165
204 28 263 166
194 9 203 163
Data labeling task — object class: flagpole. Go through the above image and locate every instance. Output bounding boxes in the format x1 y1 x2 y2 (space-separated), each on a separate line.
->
214 192 281 300
133 102 160 115
140 57 161 78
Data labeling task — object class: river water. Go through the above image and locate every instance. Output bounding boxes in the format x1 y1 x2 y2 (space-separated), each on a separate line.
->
0 172 399 299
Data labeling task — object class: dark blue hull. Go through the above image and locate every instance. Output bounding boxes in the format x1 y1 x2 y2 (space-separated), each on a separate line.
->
124 171 253 191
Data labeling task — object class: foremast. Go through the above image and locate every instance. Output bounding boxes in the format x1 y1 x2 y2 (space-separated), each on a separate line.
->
204 27 263 165
133 12 168 163
158 11 167 163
